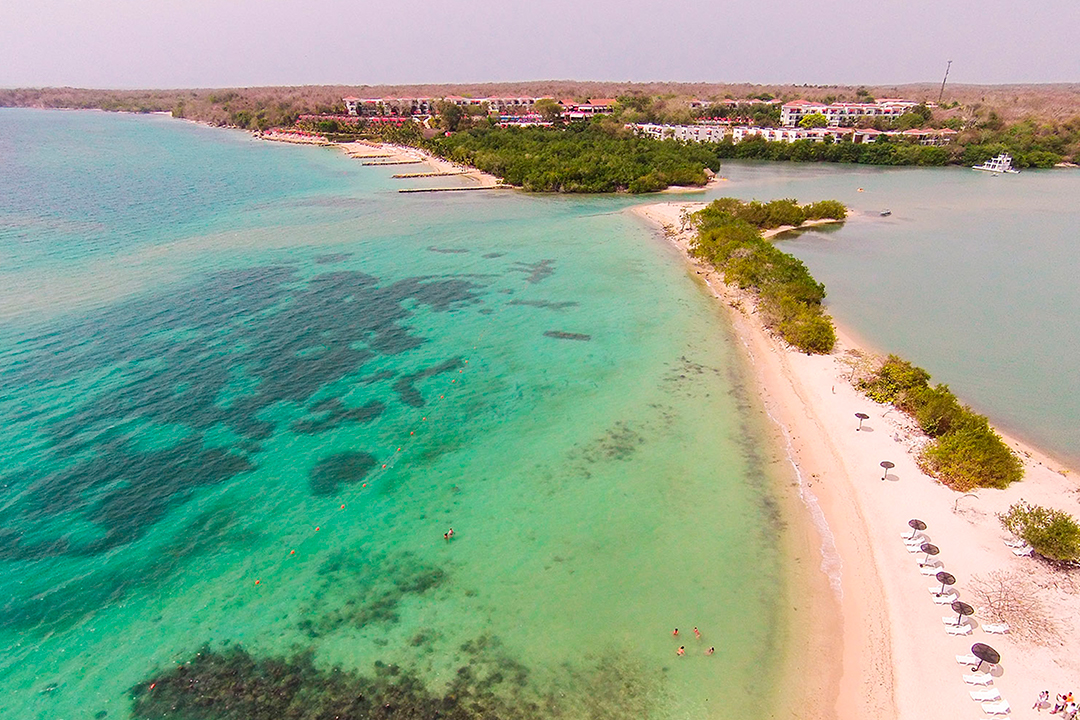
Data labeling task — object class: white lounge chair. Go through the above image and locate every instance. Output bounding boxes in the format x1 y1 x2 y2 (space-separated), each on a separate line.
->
932 592 959 604
956 653 979 664
1011 545 1033 557
920 564 945 575
945 624 973 636
906 543 925 553
943 616 971 625
970 688 1001 701
919 559 943 568
982 699 1011 715
963 673 994 685
1003 536 1026 548
982 623 1010 634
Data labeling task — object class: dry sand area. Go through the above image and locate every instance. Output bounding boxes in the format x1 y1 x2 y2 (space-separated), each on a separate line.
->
633 201 1080 720
337 141 502 187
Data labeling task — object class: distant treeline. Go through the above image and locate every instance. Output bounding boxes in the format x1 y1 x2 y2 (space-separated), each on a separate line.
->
690 198 846 354
710 130 1071 168
859 356 1023 490
423 125 720 193
3 86 1077 166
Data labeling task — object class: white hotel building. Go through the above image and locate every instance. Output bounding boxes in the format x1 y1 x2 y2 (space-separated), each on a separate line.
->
780 99 920 127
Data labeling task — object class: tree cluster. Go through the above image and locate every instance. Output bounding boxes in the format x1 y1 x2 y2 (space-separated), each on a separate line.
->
999 501 1080 563
690 198 844 354
423 123 719 193
859 356 1023 490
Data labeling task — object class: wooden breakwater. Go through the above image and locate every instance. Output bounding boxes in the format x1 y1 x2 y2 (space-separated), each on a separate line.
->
392 171 468 178
363 159 424 166
398 186 509 193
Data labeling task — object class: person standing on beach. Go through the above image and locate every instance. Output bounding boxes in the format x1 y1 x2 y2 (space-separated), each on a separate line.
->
1036 690 1050 711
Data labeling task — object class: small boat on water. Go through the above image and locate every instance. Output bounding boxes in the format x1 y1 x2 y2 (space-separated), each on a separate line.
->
880 210 892 217
972 153 1020 174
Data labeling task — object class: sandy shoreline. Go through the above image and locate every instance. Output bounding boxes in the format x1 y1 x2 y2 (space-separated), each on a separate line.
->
631 201 1080 720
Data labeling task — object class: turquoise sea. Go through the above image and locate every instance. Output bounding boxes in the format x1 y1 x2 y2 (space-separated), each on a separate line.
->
700 162 1080 466
0 110 792 720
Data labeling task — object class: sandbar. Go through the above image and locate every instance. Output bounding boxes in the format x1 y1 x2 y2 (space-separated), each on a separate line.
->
632 200 1080 720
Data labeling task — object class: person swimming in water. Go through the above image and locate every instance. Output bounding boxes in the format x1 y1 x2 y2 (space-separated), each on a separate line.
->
693 627 701 639
444 528 455 541
705 647 715 656
672 628 679 637
676 646 685 656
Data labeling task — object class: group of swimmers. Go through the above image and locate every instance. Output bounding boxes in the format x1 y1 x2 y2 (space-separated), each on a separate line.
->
673 627 715 657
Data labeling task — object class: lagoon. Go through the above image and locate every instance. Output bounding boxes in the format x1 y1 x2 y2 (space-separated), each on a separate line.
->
703 161 1080 467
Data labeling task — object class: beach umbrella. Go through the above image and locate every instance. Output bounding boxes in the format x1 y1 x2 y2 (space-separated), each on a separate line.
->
855 412 870 431
919 543 940 566
970 642 1000 673
880 460 895 481
935 571 957 595
951 600 974 626
907 519 927 540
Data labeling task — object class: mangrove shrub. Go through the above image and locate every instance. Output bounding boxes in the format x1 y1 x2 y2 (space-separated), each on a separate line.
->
860 356 1023 490
691 198 841 354
999 501 1080 562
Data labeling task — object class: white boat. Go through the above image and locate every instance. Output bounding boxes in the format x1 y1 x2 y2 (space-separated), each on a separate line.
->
972 153 1020 174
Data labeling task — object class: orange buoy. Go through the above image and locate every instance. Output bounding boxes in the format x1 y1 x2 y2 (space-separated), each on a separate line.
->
255 580 260 585
315 526 320 531
290 550 295 555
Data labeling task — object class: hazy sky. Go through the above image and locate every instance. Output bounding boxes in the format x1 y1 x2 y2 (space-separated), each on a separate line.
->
1 0 1077 88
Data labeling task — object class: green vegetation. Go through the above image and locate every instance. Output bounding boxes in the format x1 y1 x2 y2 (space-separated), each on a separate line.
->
691 198 845 354
798 112 828 128
859 355 1023 490
713 136 952 166
999 501 1080 562
423 124 720 193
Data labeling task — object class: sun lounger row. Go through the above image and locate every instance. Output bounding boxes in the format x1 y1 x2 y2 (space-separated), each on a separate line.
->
905 523 1011 715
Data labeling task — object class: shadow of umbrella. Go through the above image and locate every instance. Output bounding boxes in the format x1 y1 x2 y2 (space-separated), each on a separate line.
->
934 570 956 596
971 642 1000 673
907 519 927 540
919 543 940 567
880 460 895 481
951 600 974 626
855 412 869 431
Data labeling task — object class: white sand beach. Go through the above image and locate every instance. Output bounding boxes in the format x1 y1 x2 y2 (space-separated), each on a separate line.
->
632 201 1080 720
336 140 503 187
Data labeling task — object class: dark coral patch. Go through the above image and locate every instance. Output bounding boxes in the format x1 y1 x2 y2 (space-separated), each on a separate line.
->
309 452 377 496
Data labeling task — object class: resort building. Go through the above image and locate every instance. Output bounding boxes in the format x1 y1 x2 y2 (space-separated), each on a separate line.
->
780 98 919 127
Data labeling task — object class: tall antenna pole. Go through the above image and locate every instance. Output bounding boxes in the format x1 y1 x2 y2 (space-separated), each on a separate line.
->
937 60 953 104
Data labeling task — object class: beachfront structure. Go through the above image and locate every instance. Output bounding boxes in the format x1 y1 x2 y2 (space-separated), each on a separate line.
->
780 99 919 127
634 123 730 143
341 94 618 120
343 97 435 117
563 99 616 120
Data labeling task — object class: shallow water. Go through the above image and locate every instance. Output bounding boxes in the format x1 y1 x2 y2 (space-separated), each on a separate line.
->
0 110 789 720
704 161 1080 466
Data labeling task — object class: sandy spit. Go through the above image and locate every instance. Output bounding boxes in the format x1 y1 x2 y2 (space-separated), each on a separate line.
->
631 201 1080 720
